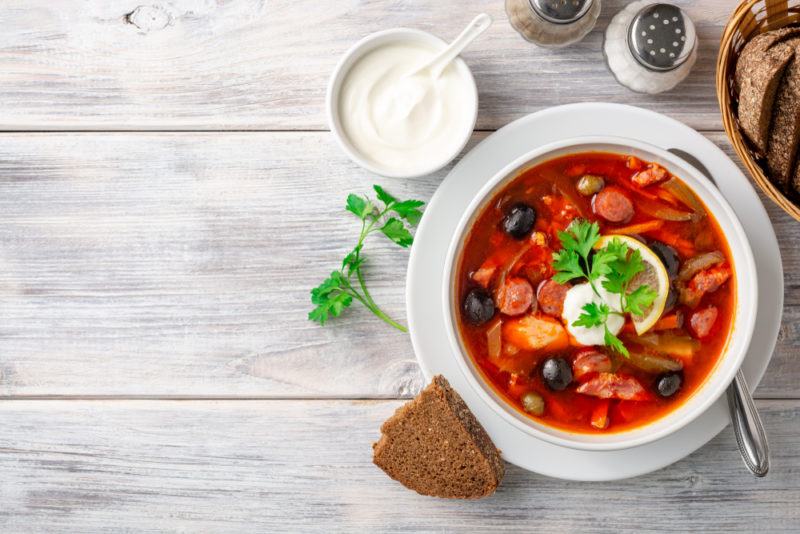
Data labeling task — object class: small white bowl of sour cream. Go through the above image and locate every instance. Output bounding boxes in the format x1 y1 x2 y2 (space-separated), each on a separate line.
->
327 28 479 179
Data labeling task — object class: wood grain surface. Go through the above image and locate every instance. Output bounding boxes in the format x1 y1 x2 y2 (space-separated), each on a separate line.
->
0 131 796 399
0 0 731 131
1 400 798 533
1 0 799 531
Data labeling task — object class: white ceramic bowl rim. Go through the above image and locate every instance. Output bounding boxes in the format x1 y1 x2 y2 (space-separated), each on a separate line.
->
325 27 478 179
443 135 758 451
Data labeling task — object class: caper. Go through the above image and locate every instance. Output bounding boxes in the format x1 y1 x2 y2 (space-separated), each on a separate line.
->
577 174 605 196
521 391 545 416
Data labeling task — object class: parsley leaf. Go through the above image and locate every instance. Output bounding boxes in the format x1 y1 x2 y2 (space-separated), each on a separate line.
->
624 284 658 316
551 220 661 357
310 185 425 331
308 271 353 325
573 302 610 329
553 220 600 283
557 220 601 260
552 249 584 284
380 218 413 247
374 185 424 225
391 199 425 226
588 246 617 282
373 185 397 206
341 244 364 275
346 194 373 220
604 325 629 357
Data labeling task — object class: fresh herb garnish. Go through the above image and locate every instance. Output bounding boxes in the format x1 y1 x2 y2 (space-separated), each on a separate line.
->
309 185 424 332
552 219 657 356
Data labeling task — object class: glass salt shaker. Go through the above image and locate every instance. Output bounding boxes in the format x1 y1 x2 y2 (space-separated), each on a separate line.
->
506 0 601 48
604 2 697 94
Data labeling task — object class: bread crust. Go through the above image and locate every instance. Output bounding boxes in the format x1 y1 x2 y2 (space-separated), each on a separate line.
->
372 375 504 499
766 38 800 191
736 28 800 153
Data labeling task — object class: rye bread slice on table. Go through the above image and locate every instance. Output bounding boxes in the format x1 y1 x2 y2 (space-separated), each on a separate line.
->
372 375 504 499
735 28 800 153
766 38 800 191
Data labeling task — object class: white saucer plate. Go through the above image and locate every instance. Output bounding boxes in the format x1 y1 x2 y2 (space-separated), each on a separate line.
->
406 103 783 481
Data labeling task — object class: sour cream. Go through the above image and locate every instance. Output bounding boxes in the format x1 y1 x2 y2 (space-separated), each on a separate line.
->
337 41 476 176
562 281 625 346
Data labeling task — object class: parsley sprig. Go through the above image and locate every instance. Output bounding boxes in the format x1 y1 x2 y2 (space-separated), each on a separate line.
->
309 185 424 332
552 220 657 356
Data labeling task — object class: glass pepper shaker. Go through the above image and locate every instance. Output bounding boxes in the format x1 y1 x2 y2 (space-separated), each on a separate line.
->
506 0 601 48
604 2 697 94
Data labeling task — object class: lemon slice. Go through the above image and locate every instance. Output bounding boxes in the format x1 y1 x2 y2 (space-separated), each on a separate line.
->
595 235 670 335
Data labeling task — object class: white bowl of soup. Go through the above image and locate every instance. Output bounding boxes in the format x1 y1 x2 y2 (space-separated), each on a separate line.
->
443 137 757 451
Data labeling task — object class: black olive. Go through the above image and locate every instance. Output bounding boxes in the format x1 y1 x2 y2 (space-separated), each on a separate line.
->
650 241 680 280
463 288 495 325
656 371 683 397
502 203 536 239
664 284 678 312
541 357 572 391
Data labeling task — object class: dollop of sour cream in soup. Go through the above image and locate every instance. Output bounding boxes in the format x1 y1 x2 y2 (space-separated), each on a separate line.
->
561 281 625 346
338 41 474 175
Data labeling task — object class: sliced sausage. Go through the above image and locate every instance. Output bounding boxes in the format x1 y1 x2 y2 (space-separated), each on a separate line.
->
632 163 668 187
576 373 649 401
681 266 732 308
689 306 719 339
537 279 569 317
523 261 549 288
592 186 634 223
496 277 534 316
572 349 613 380
690 266 731 294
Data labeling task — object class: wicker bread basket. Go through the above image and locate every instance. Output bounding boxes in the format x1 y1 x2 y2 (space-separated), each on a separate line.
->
718 0 800 220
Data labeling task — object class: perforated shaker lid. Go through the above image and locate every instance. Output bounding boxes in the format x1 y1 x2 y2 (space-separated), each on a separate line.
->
628 3 696 71
529 0 592 25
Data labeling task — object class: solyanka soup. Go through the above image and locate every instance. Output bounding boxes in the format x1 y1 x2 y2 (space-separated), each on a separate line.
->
455 152 735 433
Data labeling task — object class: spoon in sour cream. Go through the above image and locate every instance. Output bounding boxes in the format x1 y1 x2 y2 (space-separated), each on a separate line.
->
380 13 492 128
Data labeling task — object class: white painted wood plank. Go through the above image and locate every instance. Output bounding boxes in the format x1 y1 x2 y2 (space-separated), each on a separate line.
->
0 399 797 532
0 0 733 131
0 131 796 398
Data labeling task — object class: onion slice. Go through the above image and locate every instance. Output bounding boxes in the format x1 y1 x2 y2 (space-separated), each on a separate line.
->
627 351 683 373
677 251 725 283
487 319 502 359
662 178 707 220
637 196 693 222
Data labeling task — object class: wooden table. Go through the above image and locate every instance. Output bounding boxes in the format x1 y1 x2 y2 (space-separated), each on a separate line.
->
0 1 797 531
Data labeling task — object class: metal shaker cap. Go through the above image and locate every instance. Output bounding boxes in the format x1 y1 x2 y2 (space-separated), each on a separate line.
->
529 0 592 25
627 3 696 71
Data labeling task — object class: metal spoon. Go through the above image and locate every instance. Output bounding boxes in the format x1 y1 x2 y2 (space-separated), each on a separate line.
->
727 370 770 476
668 147 770 477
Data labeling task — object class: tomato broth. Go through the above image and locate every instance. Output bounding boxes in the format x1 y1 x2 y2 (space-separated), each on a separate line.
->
456 152 735 433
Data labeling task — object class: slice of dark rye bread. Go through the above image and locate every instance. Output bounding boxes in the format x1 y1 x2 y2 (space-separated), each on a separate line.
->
767 38 800 191
736 28 800 153
372 375 504 499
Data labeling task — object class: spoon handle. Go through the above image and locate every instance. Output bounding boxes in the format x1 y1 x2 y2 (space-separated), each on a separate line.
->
727 370 770 477
666 147 770 477
428 13 492 79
